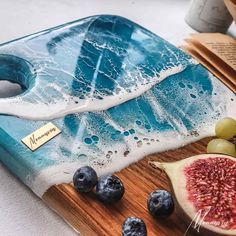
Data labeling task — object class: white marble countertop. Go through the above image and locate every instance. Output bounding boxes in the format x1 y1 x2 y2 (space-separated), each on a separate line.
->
0 1 234 235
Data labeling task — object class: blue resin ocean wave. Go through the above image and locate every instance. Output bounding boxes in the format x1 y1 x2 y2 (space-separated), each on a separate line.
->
0 15 235 196
0 15 194 119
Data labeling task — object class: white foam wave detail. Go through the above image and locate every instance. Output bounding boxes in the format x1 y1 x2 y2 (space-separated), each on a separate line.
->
0 65 185 120
32 127 213 197
28 72 236 197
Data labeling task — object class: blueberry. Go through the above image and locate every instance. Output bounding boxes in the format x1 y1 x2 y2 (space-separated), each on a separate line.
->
73 166 98 193
122 217 147 236
147 189 174 219
95 175 124 204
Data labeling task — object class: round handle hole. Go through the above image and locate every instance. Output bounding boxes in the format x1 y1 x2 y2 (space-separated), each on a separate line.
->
0 54 36 98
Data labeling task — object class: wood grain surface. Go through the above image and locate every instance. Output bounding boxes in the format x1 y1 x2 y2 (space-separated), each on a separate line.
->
43 137 214 236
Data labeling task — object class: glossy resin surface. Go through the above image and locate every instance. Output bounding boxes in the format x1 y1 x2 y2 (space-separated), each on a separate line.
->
0 15 235 196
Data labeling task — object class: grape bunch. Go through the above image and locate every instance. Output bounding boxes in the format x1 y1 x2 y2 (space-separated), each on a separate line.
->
207 117 236 157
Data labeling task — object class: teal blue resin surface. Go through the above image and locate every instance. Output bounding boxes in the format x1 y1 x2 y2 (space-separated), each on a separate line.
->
0 15 235 196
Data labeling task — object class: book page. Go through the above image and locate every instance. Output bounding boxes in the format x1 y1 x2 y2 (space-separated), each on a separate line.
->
192 33 236 70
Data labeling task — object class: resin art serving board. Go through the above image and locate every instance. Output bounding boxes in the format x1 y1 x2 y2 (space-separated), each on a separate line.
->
0 15 235 235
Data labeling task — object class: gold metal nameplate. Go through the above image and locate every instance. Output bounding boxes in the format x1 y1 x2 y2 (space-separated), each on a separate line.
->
21 122 61 151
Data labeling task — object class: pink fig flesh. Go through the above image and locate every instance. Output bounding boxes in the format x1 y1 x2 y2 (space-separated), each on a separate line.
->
150 154 236 235
184 157 236 230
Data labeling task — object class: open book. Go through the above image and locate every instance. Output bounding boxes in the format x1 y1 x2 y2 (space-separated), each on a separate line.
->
183 33 236 91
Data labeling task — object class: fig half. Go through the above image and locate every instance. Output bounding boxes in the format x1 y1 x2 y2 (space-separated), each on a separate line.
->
150 154 236 235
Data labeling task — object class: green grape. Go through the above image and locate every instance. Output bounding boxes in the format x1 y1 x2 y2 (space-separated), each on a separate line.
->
207 139 236 157
215 117 236 140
